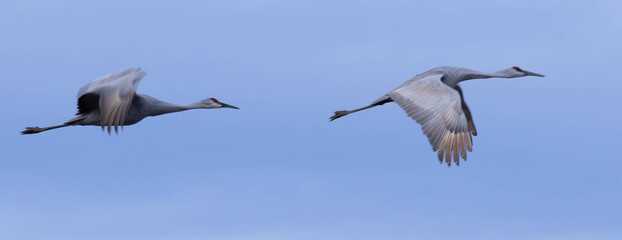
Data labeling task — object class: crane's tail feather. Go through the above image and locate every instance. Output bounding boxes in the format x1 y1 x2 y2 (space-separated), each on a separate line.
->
330 110 352 121
21 124 69 135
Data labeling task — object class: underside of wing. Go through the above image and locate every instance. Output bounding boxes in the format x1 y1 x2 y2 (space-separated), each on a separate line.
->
388 74 474 166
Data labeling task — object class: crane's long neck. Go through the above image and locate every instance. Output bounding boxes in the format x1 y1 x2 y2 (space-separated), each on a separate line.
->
139 95 202 117
442 68 519 87
464 69 517 80
147 102 194 117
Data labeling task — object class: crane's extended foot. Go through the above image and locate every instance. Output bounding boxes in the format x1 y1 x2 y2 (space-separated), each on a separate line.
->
22 127 44 135
330 110 352 121
21 124 69 135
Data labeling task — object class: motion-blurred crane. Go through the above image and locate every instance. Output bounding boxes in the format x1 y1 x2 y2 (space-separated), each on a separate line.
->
22 67 238 135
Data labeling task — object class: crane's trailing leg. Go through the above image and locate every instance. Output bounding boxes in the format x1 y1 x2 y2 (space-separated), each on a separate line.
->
330 105 376 121
21 124 70 135
330 98 393 121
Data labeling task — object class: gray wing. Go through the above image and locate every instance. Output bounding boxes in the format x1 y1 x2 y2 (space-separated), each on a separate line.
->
387 74 473 166
79 67 147 133
77 67 142 98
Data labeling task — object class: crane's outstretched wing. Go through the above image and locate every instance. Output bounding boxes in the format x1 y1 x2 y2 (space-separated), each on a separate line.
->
77 67 142 97
387 74 473 166
77 67 146 133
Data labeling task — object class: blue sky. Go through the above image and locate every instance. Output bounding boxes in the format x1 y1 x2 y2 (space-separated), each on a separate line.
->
1 0 621 239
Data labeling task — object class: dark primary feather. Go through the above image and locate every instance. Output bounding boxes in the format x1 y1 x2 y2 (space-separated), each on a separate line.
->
77 93 100 115
453 85 477 136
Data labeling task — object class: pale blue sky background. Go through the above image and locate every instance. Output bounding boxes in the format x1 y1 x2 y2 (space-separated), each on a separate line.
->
1 0 621 239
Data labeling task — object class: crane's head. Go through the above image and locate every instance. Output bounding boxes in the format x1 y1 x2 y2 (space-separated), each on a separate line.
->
510 66 545 77
200 98 240 109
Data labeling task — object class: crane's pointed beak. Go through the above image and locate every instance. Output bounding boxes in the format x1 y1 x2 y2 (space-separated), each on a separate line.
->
525 71 545 77
219 102 240 109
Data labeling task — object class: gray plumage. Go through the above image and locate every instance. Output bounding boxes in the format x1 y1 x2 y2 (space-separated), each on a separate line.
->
22 67 239 135
330 66 544 166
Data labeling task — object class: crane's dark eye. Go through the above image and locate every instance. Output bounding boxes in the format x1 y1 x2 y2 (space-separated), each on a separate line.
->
210 98 219 103
512 66 523 72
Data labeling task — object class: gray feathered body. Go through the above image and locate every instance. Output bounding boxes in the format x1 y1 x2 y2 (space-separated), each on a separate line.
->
373 66 485 105
66 94 186 126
